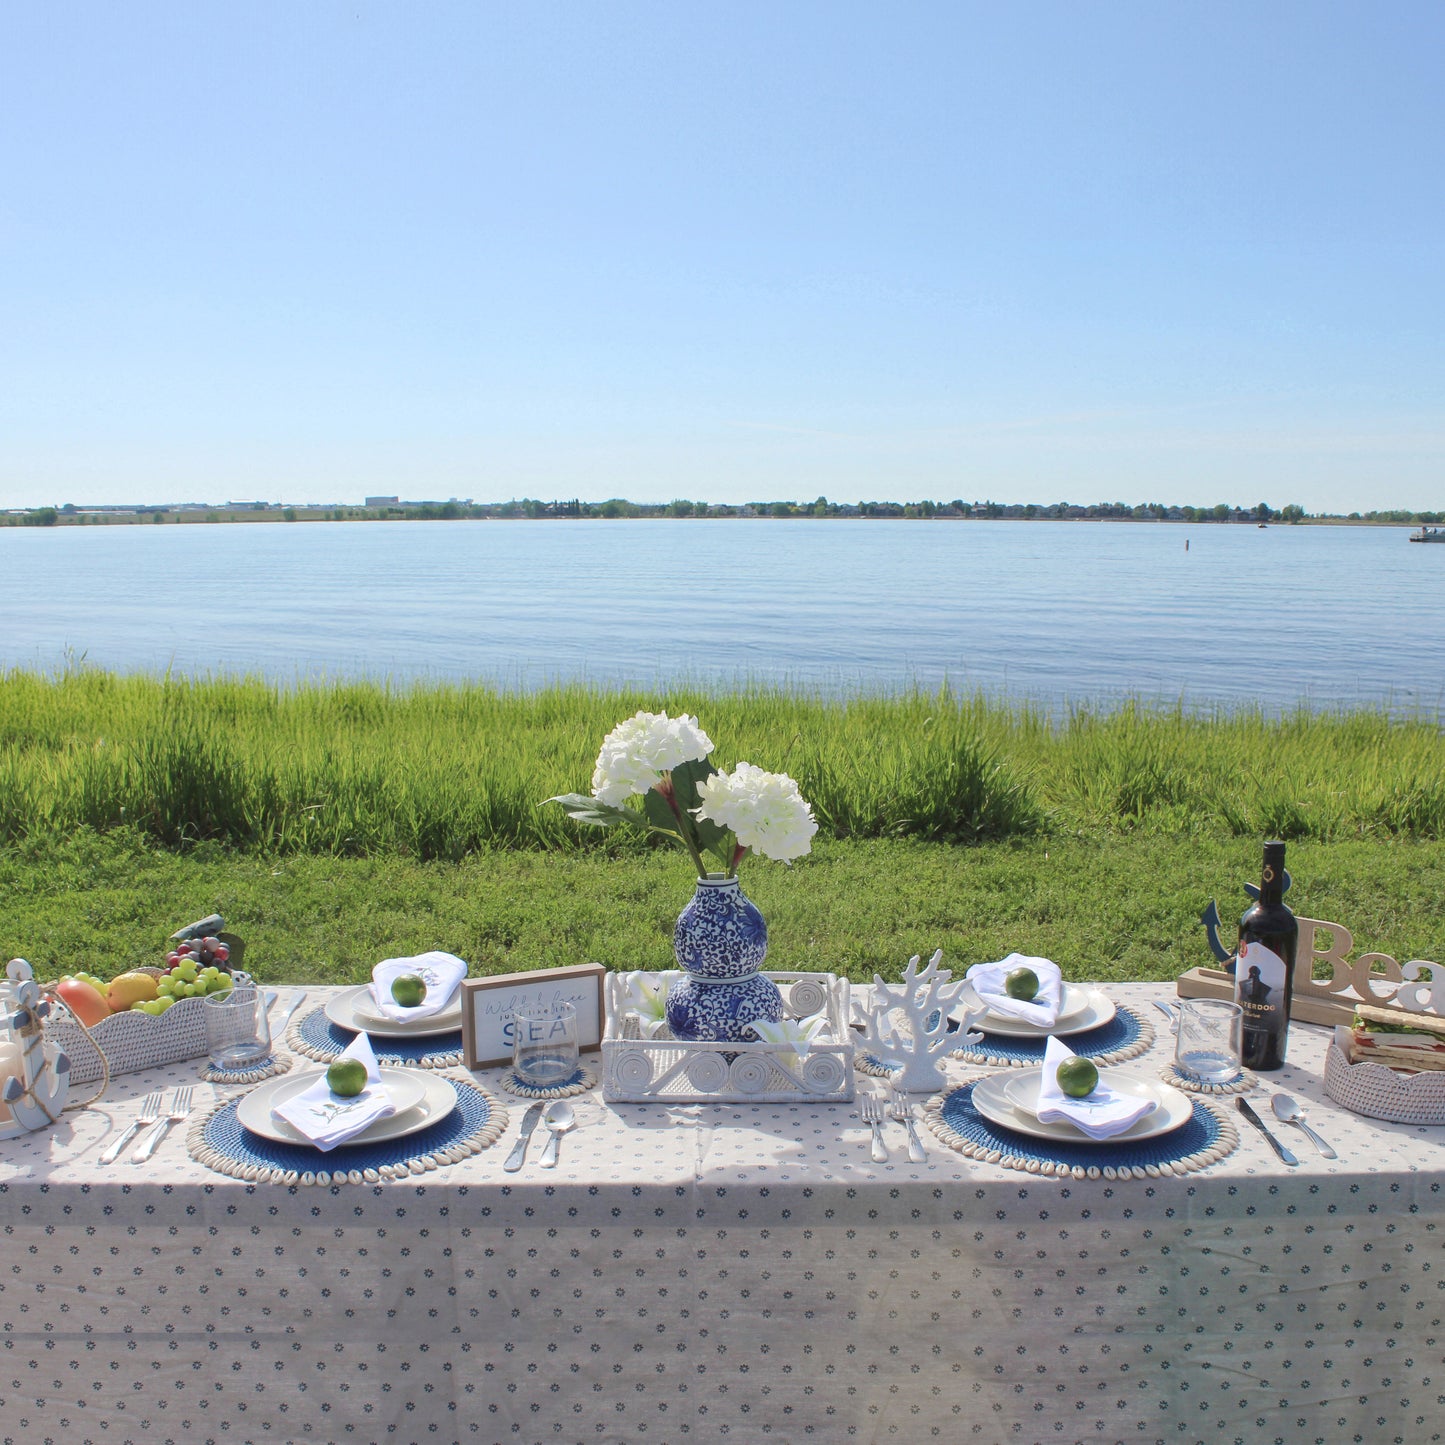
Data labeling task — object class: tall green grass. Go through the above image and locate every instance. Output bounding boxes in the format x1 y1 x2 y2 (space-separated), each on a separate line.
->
0 669 1440 857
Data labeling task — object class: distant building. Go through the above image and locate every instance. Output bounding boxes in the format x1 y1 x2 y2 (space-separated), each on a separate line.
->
365 496 400 507
226 501 272 510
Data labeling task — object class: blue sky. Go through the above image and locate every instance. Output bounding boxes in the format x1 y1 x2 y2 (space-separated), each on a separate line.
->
3 2 1441 513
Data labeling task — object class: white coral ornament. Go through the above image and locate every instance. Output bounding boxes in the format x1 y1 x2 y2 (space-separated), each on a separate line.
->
862 950 979 1093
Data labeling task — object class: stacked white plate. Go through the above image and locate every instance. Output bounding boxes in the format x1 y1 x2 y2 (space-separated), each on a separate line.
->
970 1069 1192 1144
953 982 1117 1038
237 1066 457 1148
323 985 464 1038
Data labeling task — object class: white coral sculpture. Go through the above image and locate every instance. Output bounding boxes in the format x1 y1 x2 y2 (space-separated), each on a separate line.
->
863 950 980 1093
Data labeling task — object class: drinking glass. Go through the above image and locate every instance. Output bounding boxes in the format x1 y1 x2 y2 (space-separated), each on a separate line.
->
1174 999 1242 1083
204 986 273 1071
510 1000 579 1086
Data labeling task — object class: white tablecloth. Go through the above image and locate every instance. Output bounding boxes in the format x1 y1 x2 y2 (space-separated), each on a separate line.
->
1 982 1441 1444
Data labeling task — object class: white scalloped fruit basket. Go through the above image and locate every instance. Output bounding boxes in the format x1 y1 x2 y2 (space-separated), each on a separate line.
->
47 973 256 1085
602 971 855 1104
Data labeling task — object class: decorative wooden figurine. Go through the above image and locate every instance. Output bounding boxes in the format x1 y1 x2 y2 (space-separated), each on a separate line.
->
862 950 976 1092
0 959 72 1139
1182 874 1442 1027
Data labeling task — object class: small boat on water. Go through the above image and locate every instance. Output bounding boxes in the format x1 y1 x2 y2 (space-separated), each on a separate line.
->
1409 526 1445 543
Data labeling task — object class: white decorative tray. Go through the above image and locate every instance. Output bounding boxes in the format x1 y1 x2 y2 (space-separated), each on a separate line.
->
601 971 855 1104
1324 1030 1445 1125
46 973 255 1085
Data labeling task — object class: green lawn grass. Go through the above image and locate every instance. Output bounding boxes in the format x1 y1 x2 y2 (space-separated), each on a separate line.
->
4 670 1441 988
5 825 1441 987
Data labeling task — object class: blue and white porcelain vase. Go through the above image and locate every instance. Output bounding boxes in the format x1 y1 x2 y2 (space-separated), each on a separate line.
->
665 875 783 1045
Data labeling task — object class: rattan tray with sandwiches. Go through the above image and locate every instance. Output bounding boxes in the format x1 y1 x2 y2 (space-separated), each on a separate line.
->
1325 1000 1445 1125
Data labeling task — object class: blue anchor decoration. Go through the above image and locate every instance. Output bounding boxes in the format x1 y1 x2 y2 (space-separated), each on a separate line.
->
1199 868 1292 971
1 959 72 1138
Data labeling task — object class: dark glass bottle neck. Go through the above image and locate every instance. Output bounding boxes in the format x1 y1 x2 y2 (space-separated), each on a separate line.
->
1259 841 1286 905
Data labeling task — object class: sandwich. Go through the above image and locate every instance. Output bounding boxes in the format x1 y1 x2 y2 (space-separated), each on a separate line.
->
1346 1004 1445 1072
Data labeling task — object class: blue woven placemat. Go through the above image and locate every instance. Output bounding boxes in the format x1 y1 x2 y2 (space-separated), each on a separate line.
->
925 1079 1237 1180
287 1005 465 1069
857 1005 1156 1078
186 1076 506 1185
951 1004 1156 1067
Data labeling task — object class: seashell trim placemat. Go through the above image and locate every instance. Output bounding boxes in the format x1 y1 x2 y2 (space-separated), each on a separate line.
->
286 1006 465 1070
1158 1061 1258 1095
186 1077 506 1186
924 1080 1237 1182
950 1005 1156 1069
200 1051 294 1086
498 1063 598 1099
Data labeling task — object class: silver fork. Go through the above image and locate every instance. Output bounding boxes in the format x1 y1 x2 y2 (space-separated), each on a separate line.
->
131 1086 194 1164
99 1091 163 1165
891 1090 927 1163
861 1093 890 1163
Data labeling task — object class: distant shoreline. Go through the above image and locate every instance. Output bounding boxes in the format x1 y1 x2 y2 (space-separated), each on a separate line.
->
2 502 1435 528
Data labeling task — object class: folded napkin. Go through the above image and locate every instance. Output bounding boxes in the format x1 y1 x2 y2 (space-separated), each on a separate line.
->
1035 1036 1156 1141
369 951 468 1022
273 1033 397 1151
967 953 1066 1026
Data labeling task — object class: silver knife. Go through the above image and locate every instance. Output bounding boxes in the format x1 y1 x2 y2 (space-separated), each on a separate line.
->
270 991 307 1035
1236 1097 1299 1166
503 1102 546 1173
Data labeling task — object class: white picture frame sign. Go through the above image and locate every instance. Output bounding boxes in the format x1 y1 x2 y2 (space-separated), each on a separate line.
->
460 963 607 1070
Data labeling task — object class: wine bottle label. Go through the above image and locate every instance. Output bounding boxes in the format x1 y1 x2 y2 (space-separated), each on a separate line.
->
1235 939 1288 1030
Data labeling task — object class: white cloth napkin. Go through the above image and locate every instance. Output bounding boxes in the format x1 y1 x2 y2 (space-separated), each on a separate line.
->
1035 1036 1156 1141
273 1033 397 1151
967 953 1066 1026
368 951 467 1022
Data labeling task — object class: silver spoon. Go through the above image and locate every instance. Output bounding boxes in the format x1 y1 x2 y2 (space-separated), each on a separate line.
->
1271 1093 1337 1159
537 1101 576 1168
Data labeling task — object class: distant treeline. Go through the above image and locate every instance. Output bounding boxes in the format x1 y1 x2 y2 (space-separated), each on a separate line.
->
5 498 1442 526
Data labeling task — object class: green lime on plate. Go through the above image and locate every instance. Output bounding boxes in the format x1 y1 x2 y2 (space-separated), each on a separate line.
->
390 973 427 1008
326 1059 369 1097
1004 966 1040 1001
1055 1056 1098 1099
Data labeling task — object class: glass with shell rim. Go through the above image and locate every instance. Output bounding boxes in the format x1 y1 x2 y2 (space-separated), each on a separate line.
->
511 1000 579 1088
203 985 272 1071
1173 998 1243 1084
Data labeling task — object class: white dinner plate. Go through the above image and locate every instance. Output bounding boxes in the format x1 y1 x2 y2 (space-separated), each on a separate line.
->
969 1070 1192 1145
324 985 463 1037
953 984 1116 1038
237 1066 455 1148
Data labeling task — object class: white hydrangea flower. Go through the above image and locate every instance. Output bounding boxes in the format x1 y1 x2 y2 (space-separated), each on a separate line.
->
693 762 818 862
590 711 714 806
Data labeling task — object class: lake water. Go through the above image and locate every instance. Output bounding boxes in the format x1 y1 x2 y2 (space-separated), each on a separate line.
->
2 519 1441 715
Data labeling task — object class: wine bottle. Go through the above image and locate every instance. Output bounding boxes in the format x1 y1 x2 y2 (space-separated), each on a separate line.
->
1234 840 1298 1071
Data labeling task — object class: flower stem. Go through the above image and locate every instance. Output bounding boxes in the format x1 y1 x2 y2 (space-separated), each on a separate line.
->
727 842 748 878
657 773 710 878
